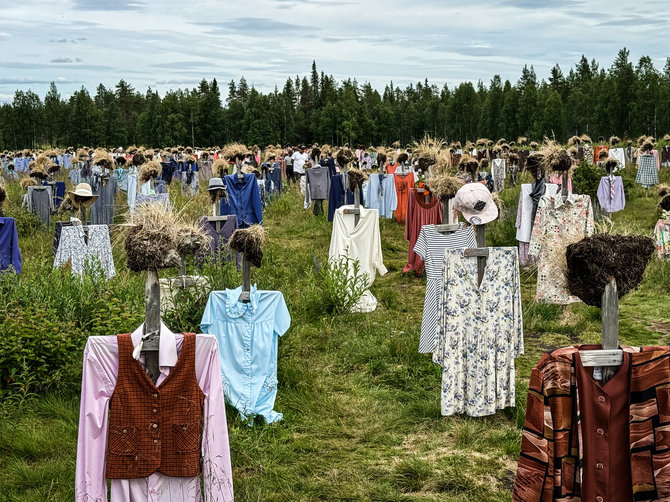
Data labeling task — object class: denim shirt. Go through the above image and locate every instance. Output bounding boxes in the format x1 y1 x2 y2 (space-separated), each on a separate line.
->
0 217 21 274
200 286 291 424
221 173 263 228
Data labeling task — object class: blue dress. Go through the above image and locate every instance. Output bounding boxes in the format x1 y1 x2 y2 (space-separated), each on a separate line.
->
200 285 291 424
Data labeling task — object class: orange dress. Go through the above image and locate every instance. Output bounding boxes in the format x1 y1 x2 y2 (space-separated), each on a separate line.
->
394 172 415 224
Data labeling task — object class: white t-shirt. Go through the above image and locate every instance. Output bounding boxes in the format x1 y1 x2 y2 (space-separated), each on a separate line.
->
291 152 308 174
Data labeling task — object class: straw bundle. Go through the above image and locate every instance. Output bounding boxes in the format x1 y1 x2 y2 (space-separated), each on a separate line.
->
540 142 572 173
228 225 266 268
517 137 528 146
123 204 181 271
567 136 581 146
213 159 229 178
93 148 114 170
609 136 621 146
222 143 249 162
115 156 127 166
21 177 38 190
580 134 592 144
426 175 464 200
132 151 146 167
336 148 355 168
412 135 442 171
529 141 539 149
642 140 654 152
347 168 368 191
176 223 211 257
566 234 655 308
138 160 161 184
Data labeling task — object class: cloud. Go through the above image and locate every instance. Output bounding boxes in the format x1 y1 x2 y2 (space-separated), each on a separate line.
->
72 0 145 10
49 37 87 43
151 61 212 70
51 58 74 63
495 0 580 7
195 17 306 34
0 77 81 84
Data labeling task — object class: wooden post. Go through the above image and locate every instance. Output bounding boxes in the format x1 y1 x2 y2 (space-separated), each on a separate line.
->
601 277 619 382
239 256 251 303
80 206 88 245
448 198 456 224
561 173 569 198
179 254 187 277
143 268 161 384
475 224 486 285
353 187 361 227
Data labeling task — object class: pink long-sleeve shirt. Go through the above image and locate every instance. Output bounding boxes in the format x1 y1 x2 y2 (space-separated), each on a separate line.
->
75 322 234 502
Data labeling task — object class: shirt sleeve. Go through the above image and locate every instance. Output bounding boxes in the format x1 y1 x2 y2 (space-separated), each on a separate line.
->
512 365 554 502
389 176 398 211
75 339 116 502
273 293 291 336
584 195 594 237
198 337 235 502
373 217 388 277
200 293 216 334
250 178 264 225
512 249 524 357
413 227 428 260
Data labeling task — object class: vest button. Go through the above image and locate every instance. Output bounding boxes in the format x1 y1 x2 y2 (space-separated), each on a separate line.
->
596 462 604 470
122 429 127 434
153 393 158 398
153 439 158 444
153 408 158 414
152 423 158 429
183 426 188 430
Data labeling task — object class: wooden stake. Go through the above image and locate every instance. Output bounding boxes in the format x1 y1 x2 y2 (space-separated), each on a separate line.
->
476 225 486 286
601 277 619 382
143 268 161 384
353 188 361 227
239 256 251 303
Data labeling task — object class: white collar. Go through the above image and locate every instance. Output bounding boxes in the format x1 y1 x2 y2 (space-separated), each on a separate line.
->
130 320 178 367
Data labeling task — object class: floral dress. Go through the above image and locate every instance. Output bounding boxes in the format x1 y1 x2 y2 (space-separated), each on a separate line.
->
528 194 594 304
433 247 523 417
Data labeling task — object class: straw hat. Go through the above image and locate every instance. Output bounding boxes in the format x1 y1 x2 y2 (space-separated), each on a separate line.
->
68 183 99 207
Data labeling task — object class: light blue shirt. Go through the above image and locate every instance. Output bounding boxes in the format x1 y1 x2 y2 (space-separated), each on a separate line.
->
200 285 291 424
365 172 398 218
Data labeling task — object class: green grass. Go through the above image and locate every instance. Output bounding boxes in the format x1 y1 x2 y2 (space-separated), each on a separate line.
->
1 166 670 501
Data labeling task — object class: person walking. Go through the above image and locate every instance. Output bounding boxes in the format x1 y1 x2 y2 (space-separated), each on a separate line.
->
285 147 294 185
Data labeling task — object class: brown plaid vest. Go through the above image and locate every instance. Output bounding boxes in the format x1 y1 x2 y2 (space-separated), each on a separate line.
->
105 333 204 479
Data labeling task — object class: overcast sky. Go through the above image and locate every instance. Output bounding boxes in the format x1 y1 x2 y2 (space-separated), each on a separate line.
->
1 0 669 103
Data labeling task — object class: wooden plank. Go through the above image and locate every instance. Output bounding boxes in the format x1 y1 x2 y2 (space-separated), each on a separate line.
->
580 350 623 367
561 173 569 198
143 268 161 384
463 248 489 258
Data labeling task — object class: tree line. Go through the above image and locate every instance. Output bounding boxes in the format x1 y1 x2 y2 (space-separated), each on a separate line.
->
1 48 669 151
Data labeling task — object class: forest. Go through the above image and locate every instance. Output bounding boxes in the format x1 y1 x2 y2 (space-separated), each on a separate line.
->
1 48 669 150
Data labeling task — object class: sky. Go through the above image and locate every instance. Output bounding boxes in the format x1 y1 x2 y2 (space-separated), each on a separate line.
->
1 0 669 103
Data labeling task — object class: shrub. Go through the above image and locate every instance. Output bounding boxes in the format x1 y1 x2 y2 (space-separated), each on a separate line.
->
306 255 369 315
572 160 601 199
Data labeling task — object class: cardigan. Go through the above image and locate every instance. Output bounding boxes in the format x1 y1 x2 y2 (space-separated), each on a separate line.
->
513 345 670 502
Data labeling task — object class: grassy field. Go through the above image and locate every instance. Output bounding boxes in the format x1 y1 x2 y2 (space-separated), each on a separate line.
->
1 165 670 501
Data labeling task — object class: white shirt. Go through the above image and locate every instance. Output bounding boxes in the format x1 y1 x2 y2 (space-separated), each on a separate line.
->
329 205 387 312
515 183 558 243
291 152 308 174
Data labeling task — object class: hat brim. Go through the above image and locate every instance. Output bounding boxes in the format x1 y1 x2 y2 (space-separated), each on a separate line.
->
207 185 226 191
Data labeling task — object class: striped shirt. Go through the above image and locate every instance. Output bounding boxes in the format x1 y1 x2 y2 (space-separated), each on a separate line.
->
513 345 670 502
413 224 477 353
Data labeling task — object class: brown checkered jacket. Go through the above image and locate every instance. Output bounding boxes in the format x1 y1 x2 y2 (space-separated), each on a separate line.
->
105 333 204 479
513 345 670 502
